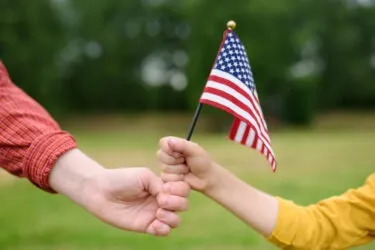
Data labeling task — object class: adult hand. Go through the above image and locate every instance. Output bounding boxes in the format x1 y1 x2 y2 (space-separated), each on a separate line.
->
49 149 190 236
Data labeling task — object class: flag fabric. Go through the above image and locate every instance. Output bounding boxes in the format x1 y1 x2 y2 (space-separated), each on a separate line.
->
199 29 277 171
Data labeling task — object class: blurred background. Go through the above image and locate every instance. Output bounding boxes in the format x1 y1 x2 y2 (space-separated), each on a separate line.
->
1 0 375 249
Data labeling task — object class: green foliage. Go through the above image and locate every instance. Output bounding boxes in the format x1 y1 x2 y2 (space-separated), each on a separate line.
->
1 0 375 125
284 78 318 125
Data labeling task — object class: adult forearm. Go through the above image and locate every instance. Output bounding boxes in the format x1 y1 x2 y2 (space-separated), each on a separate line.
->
49 149 105 207
205 163 278 236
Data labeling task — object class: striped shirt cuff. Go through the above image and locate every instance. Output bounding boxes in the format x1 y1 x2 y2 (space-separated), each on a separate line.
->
24 131 77 193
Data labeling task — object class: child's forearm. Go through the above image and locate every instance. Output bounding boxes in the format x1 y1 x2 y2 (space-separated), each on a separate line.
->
204 163 278 236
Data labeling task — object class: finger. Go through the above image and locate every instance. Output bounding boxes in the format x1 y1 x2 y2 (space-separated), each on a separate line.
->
161 173 185 182
163 181 190 197
166 137 205 157
157 150 185 165
159 137 183 158
161 164 189 175
156 208 181 228
146 219 171 236
158 193 189 211
157 149 183 160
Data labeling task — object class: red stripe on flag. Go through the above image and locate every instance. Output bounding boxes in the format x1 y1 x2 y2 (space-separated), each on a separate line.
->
208 75 268 132
241 125 250 145
201 97 274 158
202 86 271 145
229 118 240 140
229 119 276 168
251 134 258 149
272 159 276 171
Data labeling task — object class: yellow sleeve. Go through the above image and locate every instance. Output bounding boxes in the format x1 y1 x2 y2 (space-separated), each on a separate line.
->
267 174 375 250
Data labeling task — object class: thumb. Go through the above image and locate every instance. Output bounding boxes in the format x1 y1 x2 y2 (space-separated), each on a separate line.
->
140 168 163 197
167 137 202 157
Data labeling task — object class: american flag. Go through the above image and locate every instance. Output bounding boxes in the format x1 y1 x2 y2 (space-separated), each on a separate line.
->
199 29 277 171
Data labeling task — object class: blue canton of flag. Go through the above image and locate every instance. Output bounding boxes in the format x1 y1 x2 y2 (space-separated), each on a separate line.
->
214 32 255 90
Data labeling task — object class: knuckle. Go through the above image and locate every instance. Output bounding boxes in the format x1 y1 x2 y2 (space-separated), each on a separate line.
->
173 174 184 181
172 216 181 228
180 181 190 194
159 137 166 147
161 173 182 182
167 158 175 165
173 181 185 190
180 199 189 211
184 199 189 209
176 174 185 181
161 164 174 174
156 150 162 159
161 164 169 172
181 166 190 174
156 208 165 219
159 194 168 206
163 182 172 193
173 196 188 211
176 157 185 164
160 173 169 182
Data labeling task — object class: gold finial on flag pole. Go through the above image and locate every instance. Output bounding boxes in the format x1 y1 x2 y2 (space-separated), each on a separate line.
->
226 20 236 30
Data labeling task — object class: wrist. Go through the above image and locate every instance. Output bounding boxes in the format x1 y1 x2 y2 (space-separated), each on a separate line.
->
49 149 106 207
202 162 232 198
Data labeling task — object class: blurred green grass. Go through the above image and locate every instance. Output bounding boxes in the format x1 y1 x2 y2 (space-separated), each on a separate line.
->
1 114 375 250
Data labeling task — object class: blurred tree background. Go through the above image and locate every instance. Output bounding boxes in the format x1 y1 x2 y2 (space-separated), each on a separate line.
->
1 0 375 126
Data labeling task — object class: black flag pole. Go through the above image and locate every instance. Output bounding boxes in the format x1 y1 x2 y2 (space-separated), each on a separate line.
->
185 20 236 141
185 103 203 141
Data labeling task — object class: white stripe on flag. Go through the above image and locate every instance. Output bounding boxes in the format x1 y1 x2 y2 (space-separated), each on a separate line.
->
211 69 268 130
264 147 268 157
234 121 247 142
245 127 255 147
253 90 267 130
200 92 273 154
201 94 274 156
268 154 273 163
205 80 270 144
